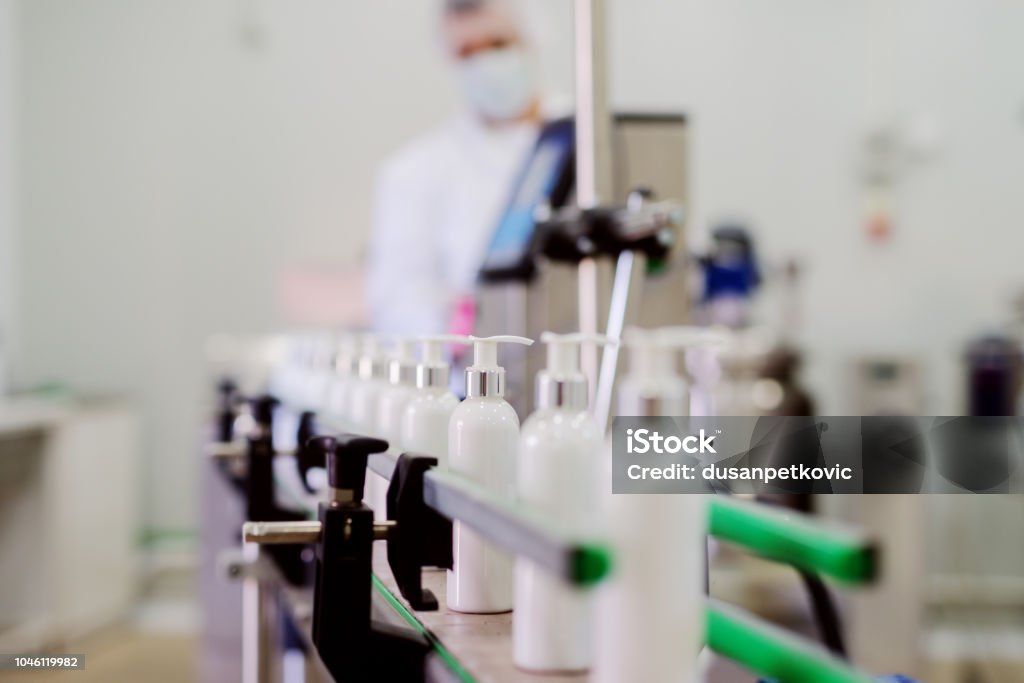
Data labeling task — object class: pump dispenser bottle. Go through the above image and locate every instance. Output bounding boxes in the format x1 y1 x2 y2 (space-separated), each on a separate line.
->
376 338 418 449
325 334 359 430
513 332 615 672
365 338 419 519
592 326 718 683
400 335 470 464
347 335 387 437
447 334 533 614
615 327 688 416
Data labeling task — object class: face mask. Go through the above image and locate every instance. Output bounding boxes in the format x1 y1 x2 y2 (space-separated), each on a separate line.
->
457 47 536 122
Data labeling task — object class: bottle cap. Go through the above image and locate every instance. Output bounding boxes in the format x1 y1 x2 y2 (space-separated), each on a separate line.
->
619 326 729 416
386 337 418 386
357 334 387 381
537 332 617 410
416 335 471 389
465 335 533 398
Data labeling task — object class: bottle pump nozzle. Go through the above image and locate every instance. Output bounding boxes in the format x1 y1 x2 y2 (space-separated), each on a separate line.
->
334 333 359 376
537 332 617 410
417 335 471 389
620 326 731 417
465 335 534 398
357 334 387 381
387 337 418 387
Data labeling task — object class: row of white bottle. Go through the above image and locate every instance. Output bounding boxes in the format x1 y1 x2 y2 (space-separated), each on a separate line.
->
268 326 725 679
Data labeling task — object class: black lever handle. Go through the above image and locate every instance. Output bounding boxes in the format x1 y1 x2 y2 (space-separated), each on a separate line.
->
295 411 319 493
328 434 388 505
215 378 239 443
249 394 279 429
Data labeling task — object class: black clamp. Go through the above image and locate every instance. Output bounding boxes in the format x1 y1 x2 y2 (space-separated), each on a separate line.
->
305 436 430 680
385 454 453 611
537 187 677 265
244 395 311 585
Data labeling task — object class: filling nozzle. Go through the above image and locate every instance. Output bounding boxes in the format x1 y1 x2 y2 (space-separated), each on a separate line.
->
537 332 618 410
416 334 471 389
465 335 534 398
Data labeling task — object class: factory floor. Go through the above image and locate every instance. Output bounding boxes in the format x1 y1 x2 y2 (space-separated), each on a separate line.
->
0 628 197 683
0 564 200 683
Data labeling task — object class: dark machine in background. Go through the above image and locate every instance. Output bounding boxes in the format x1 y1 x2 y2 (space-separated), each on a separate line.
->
474 113 690 415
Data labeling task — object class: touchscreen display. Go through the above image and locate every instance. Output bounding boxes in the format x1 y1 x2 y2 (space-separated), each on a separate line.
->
479 119 574 275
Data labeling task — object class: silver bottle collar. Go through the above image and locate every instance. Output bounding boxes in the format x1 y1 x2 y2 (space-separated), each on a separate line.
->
535 373 588 410
389 361 417 386
358 357 386 381
617 392 680 417
416 364 450 390
465 367 504 398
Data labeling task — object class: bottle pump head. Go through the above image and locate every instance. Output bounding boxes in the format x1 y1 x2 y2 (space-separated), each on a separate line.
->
334 333 359 377
357 334 387 381
416 335 471 389
620 326 730 416
537 332 617 410
465 335 533 398
387 338 418 387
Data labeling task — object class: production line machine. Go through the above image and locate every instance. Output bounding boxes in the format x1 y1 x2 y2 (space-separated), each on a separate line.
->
194 1 922 679
198 327 899 683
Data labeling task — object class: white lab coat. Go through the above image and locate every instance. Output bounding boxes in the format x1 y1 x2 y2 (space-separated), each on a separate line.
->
367 112 538 335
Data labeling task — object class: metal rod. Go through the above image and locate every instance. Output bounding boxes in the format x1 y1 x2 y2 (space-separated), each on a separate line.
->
573 0 611 208
374 520 397 541
574 0 612 404
241 543 272 683
368 452 398 482
578 260 601 408
422 467 610 586
243 520 323 545
206 441 247 460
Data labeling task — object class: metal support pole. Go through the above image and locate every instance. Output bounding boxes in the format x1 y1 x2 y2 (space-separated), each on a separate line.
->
574 0 613 406
241 543 272 683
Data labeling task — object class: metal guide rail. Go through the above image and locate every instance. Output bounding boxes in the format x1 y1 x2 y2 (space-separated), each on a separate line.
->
210 392 881 683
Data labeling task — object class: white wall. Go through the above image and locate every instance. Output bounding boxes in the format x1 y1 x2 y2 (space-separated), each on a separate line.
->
0 0 14 392
14 1 1024 535
610 0 1024 414
16 0 465 534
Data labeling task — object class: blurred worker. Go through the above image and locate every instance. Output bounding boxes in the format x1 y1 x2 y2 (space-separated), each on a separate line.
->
367 0 543 335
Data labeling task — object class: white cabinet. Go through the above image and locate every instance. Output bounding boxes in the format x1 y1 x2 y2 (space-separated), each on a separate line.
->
0 397 140 649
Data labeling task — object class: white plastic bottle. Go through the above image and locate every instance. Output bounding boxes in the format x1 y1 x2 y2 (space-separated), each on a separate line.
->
614 326 688 416
591 326 712 683
347 334 387 437
302 331 336 413
376 338 418 450
400 335 470 464
324 333 359 430
367 337 419 517
513 332 615 673
447 334 533 613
